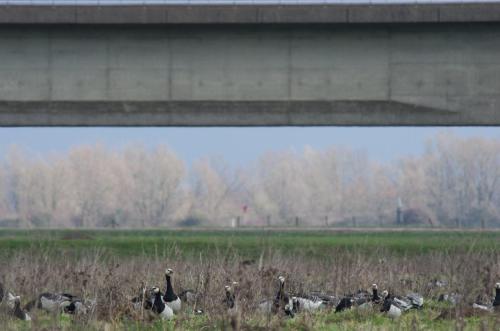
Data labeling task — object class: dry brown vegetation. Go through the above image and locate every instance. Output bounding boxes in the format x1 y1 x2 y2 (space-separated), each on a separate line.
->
1 245 499 330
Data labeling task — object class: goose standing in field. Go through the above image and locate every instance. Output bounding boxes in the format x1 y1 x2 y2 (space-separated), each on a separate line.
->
380 290 402 319
151 286 174 320
12 295 31 321
493 282 500 308
371 284 382 304
472 282 500 312
163 268 182 313
224 283 241 330
258 275 291 314
357 284 383 310
5 291 19 310
273 275 292 313
224 285 235 309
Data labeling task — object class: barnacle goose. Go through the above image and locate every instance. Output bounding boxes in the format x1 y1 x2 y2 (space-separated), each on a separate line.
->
164 268 182 313
336 288 371 312
64 298 96 315
380 290 402 319
357 284 383 310
258 275 291 314
473 282 500 312
290 291 336 313
5 291 19 310
24 292 76 313
335 297 354 312
151 286 174 320
391 292 423 311
493 282 500 308
12 295 31 321
132 286 153 310
179 289 199 305
438 293 462 306
224 285 236 310
371 284 382 304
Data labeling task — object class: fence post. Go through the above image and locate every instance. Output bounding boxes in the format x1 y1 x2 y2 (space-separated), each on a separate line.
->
324 215 328 227
266 215 271 227
295 216 299 227
236 216 240 228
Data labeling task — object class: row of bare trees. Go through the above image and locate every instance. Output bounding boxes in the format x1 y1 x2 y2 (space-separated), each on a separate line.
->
0 133 499 228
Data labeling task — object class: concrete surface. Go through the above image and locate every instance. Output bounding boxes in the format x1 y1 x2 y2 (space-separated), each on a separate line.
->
0 5 500 125
0 4 500 24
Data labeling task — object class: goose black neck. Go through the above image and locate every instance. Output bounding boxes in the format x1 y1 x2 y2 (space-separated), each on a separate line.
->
381 297 391 313
152 292 165 314
276 282 284 300
13 301 24 319
0 282 3 303
164 275 177 301
372 288 379 301
226 291 235 309
494 288 500 304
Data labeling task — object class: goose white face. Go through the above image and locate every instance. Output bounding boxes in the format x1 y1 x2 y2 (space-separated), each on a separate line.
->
496 282 500 289
372 284 378 290
165 268 173 276
278 276 285 283
232 281 239 287
224 285 231 293
382 290 388 298
152 287 160 294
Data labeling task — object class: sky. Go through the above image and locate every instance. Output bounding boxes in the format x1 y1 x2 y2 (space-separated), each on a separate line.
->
0 127 499 166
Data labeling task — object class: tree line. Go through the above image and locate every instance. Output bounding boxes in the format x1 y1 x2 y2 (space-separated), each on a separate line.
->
0 133 499 228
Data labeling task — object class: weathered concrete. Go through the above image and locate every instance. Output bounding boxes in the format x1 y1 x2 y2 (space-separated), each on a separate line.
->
1 4 500 24
0 4 500 126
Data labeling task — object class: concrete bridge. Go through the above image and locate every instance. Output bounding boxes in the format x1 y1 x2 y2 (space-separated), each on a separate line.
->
1 3 500 126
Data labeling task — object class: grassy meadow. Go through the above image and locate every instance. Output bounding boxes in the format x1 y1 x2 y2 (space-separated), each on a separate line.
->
0 229 499 330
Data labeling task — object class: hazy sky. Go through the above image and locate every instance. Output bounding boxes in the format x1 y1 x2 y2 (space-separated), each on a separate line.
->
0 127 499 166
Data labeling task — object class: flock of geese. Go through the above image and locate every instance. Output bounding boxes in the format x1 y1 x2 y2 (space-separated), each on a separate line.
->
1 269 499 323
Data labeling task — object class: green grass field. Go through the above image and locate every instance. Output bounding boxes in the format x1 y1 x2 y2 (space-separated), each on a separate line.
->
1 229 499 330
0 229 498 259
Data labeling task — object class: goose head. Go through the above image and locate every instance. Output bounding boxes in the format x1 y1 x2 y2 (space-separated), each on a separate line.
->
224 285 231 294
372 284 378 290
278 276 285 284
381 290 389 298
165 268 174 276
151 286 161 295
495 282 500 289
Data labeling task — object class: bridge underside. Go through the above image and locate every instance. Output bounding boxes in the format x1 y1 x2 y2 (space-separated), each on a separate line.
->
1 5 500 126
0 100 467 126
